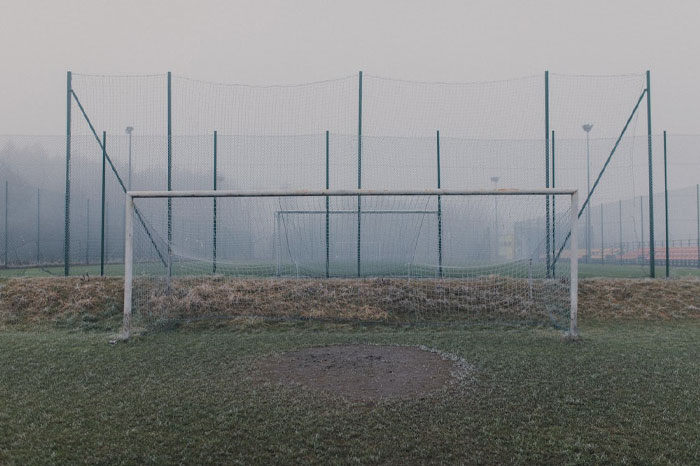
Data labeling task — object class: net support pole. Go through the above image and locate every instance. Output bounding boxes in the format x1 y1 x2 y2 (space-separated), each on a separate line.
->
697 184 700 269
663 130 669 278
64 71 72 276
86 199 90 265
167 71 173 280
3 181 7 268
641 196 645 263
552 130 556 276
325 130 330 278
619 199 623 262
122 193 134 339
213 130 217 274
436 130 443 278
544 70 551 278
276 212 281 276
100 131 107 277
646 70 656 277
569 190 579 338
600 204 604 265
357 71 363 278
36 188 40 264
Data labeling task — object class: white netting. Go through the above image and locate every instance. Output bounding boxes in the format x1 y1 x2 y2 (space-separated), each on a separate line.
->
127 192 574 331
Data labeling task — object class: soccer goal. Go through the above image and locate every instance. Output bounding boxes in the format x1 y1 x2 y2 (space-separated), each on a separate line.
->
121 188 579 338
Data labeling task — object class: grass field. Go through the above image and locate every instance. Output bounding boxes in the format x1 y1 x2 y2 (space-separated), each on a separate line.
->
3 261 700 279
1 322 699 465
1 277 700 465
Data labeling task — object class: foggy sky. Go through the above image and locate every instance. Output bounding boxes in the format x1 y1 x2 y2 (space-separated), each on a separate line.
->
1 0 699 135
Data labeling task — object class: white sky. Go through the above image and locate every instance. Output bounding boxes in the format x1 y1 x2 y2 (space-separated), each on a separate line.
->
1 0 699 135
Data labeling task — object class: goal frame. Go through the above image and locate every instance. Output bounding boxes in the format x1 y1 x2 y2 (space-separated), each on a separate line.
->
122 188 579 339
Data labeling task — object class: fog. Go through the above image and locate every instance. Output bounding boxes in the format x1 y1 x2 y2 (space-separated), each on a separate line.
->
1 0 700 273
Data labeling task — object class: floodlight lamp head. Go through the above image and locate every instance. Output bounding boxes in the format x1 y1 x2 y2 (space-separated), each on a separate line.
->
490 176 500 183
125 126 134 134
582 124 593 133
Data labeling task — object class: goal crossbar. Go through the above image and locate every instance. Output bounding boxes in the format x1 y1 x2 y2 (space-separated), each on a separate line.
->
122 188 579 339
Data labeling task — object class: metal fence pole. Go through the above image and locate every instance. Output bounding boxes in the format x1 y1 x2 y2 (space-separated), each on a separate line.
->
3 181 7 268
640 195 645 264
437 130 443 278
646 70 655 277
619 199 623 262
36 188 40 264
357 71 363 278
325 130 330 278
167 71 172 279
86 199 90 265
600 204 604 265
663 130 669 277
697 184 700 269
551 130 556 276
64 71 72 276
100 131 107 276
544 70 551 277
213 130 217 274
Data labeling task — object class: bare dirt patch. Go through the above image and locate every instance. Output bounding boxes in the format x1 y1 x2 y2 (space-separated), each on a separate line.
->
253 344 465 402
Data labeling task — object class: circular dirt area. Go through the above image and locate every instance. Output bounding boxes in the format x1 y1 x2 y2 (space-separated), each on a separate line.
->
254 345 463 402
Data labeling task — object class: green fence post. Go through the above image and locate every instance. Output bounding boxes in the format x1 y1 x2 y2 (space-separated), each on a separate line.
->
86 199 90 265
3 181 7 268
167 71 172 278
640 195 645 265
646 70 655 277
36 188 40 264
64 71 72 276
357 71 362 278
437 130 443 278
619 199 623 262
551 129 556 276
663 130 669 277
213 130 217 274
325 130 330 278
601 204 604 265
100 131 106 276
544 70 551 277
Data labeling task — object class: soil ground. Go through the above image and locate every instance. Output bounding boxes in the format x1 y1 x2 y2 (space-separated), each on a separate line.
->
254 344 460 402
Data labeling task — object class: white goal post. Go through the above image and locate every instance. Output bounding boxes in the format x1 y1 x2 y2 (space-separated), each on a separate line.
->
122 188 578 339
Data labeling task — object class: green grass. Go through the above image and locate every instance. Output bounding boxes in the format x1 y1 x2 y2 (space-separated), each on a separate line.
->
1 321 699 465
6 260 700 279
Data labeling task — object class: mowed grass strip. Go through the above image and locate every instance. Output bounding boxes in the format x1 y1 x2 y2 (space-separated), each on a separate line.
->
1 322 699 465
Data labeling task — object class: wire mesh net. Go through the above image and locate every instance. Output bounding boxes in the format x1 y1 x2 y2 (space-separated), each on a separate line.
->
5 71 698 281
127 192 574 331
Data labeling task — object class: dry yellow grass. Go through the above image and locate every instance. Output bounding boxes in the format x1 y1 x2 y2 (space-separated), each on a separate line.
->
1 276 700 329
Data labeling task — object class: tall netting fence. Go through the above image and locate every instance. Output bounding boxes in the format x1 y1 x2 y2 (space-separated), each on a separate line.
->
6 71 700 278
126 192 575 332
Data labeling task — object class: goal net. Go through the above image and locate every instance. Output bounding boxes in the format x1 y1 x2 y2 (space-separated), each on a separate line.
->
122 189 579 337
